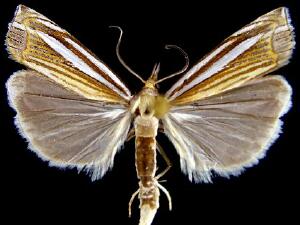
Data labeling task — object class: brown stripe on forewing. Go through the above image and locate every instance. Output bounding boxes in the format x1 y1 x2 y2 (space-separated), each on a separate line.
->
173 60 275 105
28 17 60 29
23 18 129 97
217 37 272 71
167 40 240 98
168 23 272 98
206 60 274 91
31 61 123 100
25 55 125 103
215 61 275 91
24 33 116 97
60 36 130 96
172 35 277 105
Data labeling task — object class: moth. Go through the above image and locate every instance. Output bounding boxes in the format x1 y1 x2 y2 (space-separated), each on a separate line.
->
6 5 295 225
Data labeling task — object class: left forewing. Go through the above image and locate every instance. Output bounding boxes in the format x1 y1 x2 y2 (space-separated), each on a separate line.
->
162 76 291 183
6 5 131 104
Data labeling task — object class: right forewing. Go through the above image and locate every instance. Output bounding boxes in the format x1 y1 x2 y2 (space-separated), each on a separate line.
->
166 7 294 105
162 76 291 183
7 70 132 181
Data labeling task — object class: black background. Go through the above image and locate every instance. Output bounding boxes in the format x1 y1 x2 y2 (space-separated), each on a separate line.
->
1 0 299 224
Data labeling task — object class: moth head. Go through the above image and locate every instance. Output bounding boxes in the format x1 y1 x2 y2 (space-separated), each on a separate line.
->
144 62 160 89
130 63 172 119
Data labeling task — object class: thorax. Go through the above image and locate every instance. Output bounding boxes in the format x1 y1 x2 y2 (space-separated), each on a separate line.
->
130 85 170 120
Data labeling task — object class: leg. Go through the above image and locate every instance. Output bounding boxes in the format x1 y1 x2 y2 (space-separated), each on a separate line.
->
158 122 164 133
156 182 172 211
126 128 135 142
156 142 172 180
128 189 139 217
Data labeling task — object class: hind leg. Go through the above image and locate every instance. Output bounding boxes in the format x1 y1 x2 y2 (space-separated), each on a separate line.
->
128 189 139 217
156 142 172 180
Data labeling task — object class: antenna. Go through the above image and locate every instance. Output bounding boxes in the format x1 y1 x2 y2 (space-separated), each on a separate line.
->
109 26 146 83
156 45 189 84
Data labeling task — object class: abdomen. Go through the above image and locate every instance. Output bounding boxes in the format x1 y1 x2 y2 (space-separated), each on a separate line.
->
134 116 160 224
134 116 159 184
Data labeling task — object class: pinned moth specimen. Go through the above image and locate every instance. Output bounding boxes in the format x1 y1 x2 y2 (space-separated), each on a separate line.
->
6 5 295 225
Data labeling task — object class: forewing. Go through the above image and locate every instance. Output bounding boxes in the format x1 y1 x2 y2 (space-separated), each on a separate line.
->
6 5 131 104
162 76 291 183
7 70 132 180
166 7 294 105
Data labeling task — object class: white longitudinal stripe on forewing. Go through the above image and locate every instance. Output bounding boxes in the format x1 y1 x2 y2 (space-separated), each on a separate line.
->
36 18 65 32
168 33 263 100
64 37 131 96
36 31 130 99
166 39 234 98
10 21 26 30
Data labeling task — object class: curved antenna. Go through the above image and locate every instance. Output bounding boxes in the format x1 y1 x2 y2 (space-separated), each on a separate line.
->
109 26 145 83
156 45 189 84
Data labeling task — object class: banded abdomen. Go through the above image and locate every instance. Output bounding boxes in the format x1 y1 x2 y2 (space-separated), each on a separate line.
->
134 115 160 225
